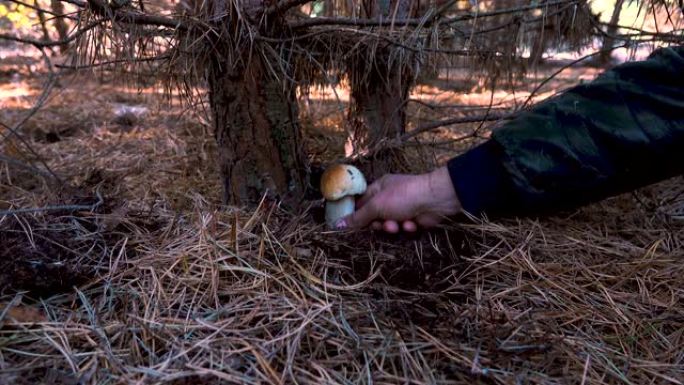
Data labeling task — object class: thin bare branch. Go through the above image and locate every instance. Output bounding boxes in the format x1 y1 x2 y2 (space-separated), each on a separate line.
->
0 201 102 216
5 0 77 19
0 20 102 48
522 44 629 109
402 113 513 141
55 54 170 69
288 0 580 29
0 50 63 183
86 0 186 30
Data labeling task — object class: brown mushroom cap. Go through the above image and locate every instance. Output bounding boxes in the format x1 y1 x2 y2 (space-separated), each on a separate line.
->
320 164 367 201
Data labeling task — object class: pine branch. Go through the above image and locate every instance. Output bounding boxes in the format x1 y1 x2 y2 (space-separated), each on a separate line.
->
86 0 186 30
0 191 104 216
401 113 514 141
0 20 100 47
5 0 75 19
288 0 580 29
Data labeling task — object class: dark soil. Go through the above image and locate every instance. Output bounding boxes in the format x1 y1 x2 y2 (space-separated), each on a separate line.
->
0 216 94 297
0 191 120 297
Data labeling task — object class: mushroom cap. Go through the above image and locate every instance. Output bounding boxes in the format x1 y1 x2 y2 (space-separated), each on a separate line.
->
320 164 367 201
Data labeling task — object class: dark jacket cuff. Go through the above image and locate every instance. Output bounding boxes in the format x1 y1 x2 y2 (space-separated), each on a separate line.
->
446 140 515 217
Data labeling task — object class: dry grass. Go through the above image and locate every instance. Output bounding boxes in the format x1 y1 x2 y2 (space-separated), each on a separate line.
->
1 51 684 385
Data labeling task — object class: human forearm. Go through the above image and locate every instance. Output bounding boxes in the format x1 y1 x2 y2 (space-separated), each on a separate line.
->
447 46 684 218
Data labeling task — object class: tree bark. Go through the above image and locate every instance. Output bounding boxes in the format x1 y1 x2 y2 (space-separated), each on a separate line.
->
208 55 307 205
348 58 411 151
347 0 415 176
51 0 70 53
205 0 308 206
599 0 624 66
34 0 51 44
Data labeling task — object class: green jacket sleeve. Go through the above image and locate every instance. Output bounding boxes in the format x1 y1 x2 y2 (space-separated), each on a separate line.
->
447 46 684 217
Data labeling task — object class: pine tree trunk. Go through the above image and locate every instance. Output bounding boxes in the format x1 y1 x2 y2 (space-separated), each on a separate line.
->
34 0 51 44
51 0 69 53
347 0 415 177
208 56 306 205
599 0 624 66
208 46 306 206
348 59 410 151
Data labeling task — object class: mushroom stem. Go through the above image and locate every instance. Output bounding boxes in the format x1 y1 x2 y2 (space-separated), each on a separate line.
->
325 196 355 228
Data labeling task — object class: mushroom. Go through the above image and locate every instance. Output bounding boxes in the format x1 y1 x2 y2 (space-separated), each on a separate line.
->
320 164 367 228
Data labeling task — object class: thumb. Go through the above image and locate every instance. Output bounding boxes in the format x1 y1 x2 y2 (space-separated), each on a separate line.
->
336 200 378 230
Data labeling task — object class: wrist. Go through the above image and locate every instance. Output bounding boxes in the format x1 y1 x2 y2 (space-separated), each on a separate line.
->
419 167 461 216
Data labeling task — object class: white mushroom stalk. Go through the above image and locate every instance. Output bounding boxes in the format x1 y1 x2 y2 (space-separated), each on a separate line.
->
320 164 367 229
324 196 356 228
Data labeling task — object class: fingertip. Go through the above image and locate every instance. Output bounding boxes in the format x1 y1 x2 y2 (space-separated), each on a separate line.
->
371 221 383 231
383 220 400 234
402 220 418 232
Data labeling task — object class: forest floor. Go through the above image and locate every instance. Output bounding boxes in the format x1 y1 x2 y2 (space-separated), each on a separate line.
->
1 46 683 384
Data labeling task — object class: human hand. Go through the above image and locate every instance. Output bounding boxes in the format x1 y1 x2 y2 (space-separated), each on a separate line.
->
334 167 461 233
